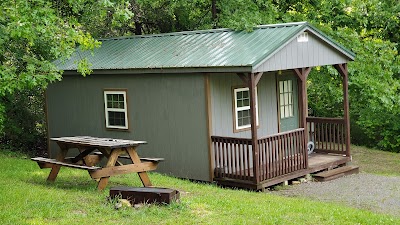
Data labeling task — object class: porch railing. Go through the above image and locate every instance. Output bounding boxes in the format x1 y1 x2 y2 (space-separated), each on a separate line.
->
257 128 306 182
211 128 306 184
306 117 347 155
211 136 253 181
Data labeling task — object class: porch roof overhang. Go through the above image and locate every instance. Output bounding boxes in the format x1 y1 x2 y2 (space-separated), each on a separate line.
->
57 21 355 76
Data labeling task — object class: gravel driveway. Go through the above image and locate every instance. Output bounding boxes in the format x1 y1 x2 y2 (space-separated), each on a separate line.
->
272 173 400 217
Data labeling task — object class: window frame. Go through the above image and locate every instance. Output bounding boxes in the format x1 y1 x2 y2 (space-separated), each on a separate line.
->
233 86 259 132
104 89 129 130
279 80 294 119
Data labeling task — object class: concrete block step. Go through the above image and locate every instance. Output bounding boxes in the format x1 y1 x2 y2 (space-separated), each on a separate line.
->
313 165 359 182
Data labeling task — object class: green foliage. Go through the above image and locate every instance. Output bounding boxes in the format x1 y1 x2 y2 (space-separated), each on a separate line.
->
216 0 278 31
0 0 132 151
0 89 47 156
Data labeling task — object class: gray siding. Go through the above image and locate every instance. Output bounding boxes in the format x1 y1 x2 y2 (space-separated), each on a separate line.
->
209 72 278 138
47 73 210 181
254 32 349 72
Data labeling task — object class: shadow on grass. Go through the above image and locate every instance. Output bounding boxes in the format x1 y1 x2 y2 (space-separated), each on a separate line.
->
24 172 149 193
25 175 99 192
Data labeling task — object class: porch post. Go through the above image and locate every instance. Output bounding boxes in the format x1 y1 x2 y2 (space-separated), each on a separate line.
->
334 64 351 157
293 67 311 169
249 73 260 183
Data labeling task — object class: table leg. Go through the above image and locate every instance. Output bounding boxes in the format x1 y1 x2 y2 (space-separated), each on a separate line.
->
47 143 68 182
97 148 122 191
126 147 152 187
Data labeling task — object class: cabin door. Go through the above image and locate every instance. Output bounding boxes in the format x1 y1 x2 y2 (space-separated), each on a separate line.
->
277 74 299 132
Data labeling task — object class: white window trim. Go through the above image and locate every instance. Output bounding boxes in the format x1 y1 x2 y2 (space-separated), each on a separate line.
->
234 87 259 131
279 80 294 119
104 90 128 129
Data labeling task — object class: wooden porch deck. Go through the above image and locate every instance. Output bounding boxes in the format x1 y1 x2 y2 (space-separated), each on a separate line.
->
308 152 350 173
212 118 351 190
214 153 351 190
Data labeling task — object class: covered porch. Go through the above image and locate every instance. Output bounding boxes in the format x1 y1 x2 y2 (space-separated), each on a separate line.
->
211 64 352 190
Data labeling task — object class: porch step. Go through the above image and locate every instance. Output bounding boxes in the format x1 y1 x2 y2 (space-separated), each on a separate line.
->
313 165 359 182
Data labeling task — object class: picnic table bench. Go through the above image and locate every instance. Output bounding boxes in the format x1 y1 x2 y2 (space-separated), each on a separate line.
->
31 136 164 191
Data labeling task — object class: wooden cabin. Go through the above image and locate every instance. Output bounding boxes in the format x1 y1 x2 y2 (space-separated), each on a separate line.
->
47 22 355 190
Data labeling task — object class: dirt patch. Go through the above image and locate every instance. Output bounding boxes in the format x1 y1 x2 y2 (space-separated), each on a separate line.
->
271 173 400 217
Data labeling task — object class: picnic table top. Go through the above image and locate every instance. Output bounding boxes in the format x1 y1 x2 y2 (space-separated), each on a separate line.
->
50 136 147 149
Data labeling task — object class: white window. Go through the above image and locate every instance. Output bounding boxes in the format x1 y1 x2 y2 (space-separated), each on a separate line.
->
104 90 128 129
233 87 259 131
279 80 294 119
297 32 309 42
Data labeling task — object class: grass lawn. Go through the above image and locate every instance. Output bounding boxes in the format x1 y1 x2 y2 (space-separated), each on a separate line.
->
0 147 399 225
351 145 400 176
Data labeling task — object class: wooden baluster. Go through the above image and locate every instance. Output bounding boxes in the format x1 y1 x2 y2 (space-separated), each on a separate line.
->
233 140 239 179
279 136 282 176
245 141 249 180
268 138 272 178
322 122 325 150
213 138 218 177
216 139 220 177
296 130 300 170
270 137 274 178
220 139 224 176
235 140 239 179
238 140 241 179
329 123 332 151
336 124 341 151
258 140 262 181
341 123 345 153
313 122 316 149
275 136 279 176
325 123 328 151
316 122 319 151
333 123 336 151
321 123 325 151
262 139 266 181
288 133 291 173
289 132 294 172
262 140 266 181
265 139 269 180
284 133 288 174
228 140 231 177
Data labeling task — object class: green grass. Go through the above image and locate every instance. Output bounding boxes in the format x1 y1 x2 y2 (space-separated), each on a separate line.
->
0 149 399 225
351 145 400 176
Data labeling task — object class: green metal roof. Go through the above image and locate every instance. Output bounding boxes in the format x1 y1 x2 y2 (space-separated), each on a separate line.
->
56 22 355 73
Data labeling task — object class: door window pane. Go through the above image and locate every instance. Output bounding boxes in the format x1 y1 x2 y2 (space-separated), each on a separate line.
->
279 80 294 119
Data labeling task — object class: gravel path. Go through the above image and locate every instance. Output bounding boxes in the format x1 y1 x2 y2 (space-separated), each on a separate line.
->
272 173 400 217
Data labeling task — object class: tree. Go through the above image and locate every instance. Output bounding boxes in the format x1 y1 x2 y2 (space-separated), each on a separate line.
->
0 0 133 151
2 0 399 152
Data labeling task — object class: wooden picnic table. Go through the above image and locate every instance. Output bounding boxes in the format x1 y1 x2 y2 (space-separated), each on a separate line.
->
31 136 163 190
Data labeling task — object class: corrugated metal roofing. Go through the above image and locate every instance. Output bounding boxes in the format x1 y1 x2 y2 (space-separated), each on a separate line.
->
56 22 355 73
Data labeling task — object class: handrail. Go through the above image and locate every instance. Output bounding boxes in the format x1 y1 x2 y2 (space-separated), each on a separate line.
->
306 117 345 124
211 136 252 143
258 128 305 140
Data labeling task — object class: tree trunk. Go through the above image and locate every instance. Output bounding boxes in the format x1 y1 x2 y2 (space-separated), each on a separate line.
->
212 0 217 28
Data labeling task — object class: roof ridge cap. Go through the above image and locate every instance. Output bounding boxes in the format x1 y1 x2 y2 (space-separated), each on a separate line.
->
98 22 308 41
98 28 233 41
256 21 307 29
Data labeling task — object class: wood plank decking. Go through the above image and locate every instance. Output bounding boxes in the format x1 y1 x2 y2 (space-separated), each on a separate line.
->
214 153 351 190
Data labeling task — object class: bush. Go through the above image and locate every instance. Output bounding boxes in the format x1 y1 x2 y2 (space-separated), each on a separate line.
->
0 88 47 156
